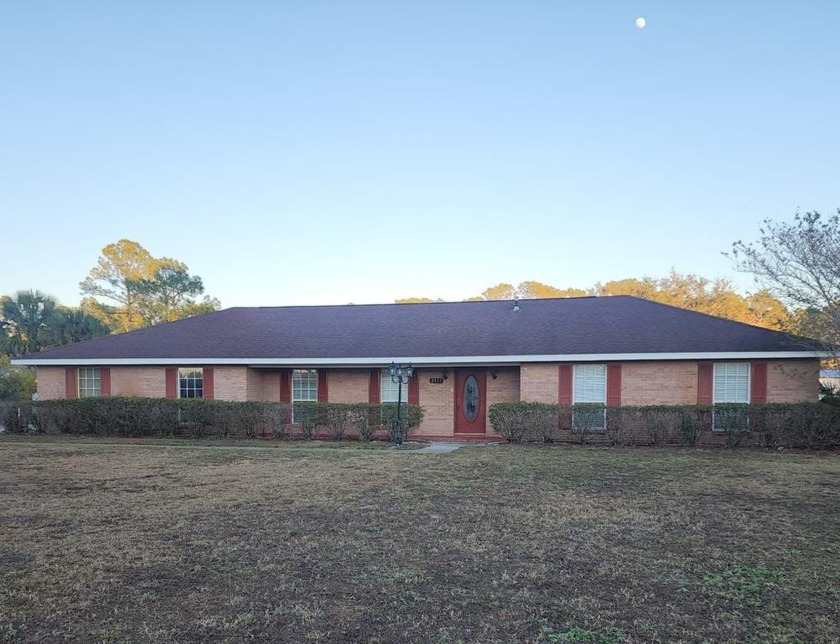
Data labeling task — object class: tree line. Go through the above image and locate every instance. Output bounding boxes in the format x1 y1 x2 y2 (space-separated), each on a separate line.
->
399 272 790 330
398 209 840 353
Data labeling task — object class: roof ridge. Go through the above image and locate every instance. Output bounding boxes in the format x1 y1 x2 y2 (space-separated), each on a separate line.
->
226 296 607 311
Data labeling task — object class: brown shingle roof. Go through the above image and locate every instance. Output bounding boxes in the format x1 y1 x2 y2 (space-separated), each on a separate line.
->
15 296 813 364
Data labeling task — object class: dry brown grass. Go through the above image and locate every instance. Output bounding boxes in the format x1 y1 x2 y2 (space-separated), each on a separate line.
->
1 440 838 643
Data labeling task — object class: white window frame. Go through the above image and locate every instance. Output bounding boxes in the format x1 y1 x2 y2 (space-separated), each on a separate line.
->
291 369 318 423
177 367 204 399
712 362 750 432
572 364 607 431
77 367 101 398
712 362 751 404
292 369 318 403
380 369 408 404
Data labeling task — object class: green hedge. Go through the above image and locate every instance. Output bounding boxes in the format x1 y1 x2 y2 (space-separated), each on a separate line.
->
488 402 560 443
292 402 424 441
1 398 424 441
488 402 840 450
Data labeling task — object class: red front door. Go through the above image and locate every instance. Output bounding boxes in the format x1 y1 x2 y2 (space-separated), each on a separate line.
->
454 369 487 434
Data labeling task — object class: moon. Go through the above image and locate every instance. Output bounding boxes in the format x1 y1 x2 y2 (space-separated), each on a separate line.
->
636 17 646 28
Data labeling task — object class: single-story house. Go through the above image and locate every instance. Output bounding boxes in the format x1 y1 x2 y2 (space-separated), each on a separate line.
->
12 296 821 439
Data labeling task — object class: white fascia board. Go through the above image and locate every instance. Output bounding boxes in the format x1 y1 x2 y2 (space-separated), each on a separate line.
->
10 351 822 367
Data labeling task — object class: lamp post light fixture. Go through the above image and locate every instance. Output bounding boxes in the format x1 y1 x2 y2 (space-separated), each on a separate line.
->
388 361 414 446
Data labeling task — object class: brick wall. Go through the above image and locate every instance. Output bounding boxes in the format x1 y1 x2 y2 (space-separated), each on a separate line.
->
245 368 263 400
766 359 820 402
520 364 559 403
111 367 167 397
518 360 819 407
212 366 249 402
415 369 454 436
35 358 820 410
252 370 280 401
486 367 521 436
37 366 169 399
328 369 369 403
36 367 66 400
621 362 698 405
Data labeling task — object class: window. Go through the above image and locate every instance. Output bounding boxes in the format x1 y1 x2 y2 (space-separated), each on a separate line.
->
178 368 204 399
713 363 750 404
77 368 101 398
380 369 408 403
292 369 318 402
712 363 750 431
291 369 318 423
573 364 607 431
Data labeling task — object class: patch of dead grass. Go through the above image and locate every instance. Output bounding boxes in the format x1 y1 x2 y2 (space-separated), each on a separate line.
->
0 442 838 642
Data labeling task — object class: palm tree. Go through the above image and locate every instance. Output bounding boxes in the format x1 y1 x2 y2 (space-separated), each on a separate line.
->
0 290 58 356
41 307 111 348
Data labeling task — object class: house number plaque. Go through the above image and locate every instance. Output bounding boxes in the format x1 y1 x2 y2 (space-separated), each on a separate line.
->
428 377 445 384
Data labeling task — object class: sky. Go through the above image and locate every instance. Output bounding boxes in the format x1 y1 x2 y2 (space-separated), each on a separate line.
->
2 1 838 309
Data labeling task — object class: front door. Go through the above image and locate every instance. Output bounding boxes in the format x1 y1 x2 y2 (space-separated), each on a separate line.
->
454 369 487 434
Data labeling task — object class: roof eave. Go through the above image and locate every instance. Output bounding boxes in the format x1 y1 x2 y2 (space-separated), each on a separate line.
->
10 350 824 368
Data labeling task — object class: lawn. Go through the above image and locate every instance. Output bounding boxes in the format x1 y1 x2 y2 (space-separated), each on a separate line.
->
1 440 838 643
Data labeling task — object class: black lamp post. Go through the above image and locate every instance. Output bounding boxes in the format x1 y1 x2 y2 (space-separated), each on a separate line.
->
388 362 414 446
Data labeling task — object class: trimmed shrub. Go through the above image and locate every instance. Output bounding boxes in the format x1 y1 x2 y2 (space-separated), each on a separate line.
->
714 404 751 447
488 401 840 450
605 407 640 446
488 402 528 443
380 403 424 442
351 404 377 442
322 403 356 440
2 402 37 433
4 398 293 439
5 398 428 442
292 402 319 439
776 403 840 449
488 402 561 443
572 404 606 445
679 407 707 446
644 406 683 446
529 403 562 443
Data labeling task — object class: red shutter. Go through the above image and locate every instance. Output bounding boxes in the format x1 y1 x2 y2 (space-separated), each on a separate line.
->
369 369 381 404
317 370 328 402
279 369 291 403
165 367 178 399
606 364 621 407
751 362 767 404
408 372 420 405
65 367 77 398
697 363 713 404
100 368 111 397
203 368 214 400
558 365 573 405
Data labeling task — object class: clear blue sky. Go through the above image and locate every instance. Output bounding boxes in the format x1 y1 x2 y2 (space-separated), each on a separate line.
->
2 1 838 308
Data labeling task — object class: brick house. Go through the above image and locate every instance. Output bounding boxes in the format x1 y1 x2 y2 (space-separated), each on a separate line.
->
12 297 821 439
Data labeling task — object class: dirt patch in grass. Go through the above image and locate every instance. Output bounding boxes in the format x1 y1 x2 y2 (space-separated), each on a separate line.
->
1 443 838 642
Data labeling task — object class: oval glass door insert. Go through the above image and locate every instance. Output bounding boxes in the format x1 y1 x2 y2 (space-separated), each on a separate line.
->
463 375 479 422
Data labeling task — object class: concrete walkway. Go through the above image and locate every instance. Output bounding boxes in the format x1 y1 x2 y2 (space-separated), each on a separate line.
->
415 442 463 454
